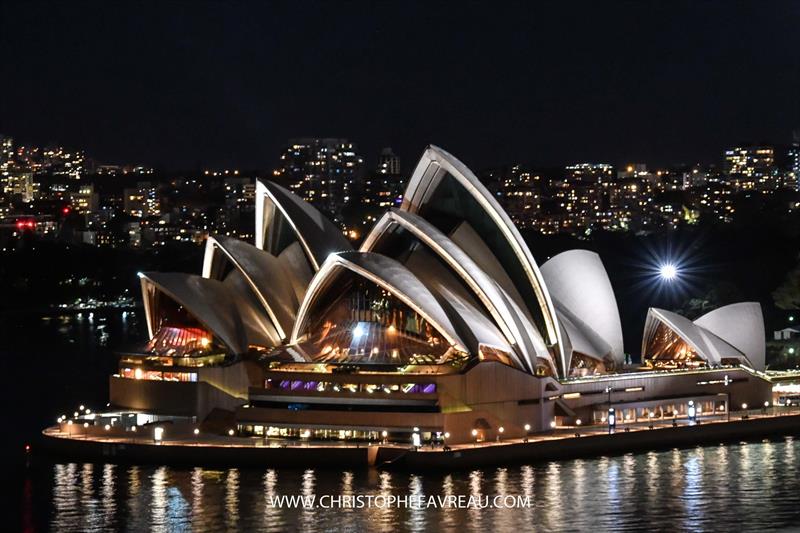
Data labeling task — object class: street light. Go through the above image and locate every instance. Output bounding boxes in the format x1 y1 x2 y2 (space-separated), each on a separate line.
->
497 426 504 442
154 426 164 444
471 428 479 447
607 407 616 433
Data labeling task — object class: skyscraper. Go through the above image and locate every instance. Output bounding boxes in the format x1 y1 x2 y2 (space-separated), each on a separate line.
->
377 147 401 176
274 138 364 225
788 131 800 191
723 145 776 190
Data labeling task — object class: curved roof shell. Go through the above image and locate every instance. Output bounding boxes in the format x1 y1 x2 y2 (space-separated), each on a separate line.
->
362 208 553 373
255 180 352 271
139 272 249 355
694 302 765 370
202 235 301 341
642 307 746 367
400 145 564 373
291 251 468 354
541 250 625 367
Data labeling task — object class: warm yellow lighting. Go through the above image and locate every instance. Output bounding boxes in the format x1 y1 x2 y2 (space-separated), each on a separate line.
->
228 429 235 436
471 429 478 437
193 428 200 435
134 368 143 380
524 424 531 431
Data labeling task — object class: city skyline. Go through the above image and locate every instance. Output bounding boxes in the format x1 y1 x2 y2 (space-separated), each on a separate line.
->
1 1 798 171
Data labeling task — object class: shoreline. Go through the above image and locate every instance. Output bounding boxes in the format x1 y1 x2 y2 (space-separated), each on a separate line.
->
36 412 800 471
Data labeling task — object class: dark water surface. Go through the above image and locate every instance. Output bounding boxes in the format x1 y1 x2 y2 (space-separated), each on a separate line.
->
8 312 800 532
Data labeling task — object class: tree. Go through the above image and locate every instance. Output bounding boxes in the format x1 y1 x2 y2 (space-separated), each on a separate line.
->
773 256 800 310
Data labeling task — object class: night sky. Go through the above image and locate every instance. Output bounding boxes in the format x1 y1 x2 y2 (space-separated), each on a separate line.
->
1 1 798 171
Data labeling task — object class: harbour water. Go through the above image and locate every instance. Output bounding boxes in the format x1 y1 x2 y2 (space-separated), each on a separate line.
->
9 311 800 532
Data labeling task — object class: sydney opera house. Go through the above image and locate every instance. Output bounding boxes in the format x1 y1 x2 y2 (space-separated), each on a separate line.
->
105 146 772 445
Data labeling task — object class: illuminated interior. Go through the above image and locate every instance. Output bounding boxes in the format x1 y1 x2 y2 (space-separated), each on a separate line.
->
569 352 615 377
294 274 462 367
145 326 216 357
119 367 198 382
643 321 707 369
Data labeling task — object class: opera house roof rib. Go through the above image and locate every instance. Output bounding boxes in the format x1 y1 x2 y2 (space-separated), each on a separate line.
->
255 180 352 271
361 208 554 375
541 250 625 375
401 145 566 373
202 235 301 343
641 303 766 371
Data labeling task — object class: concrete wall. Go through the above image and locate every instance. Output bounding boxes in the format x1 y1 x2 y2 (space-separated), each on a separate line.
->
110 376 245 420
559 367 772 422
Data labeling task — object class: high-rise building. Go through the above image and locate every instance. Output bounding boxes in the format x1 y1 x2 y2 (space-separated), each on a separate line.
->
123 182 161 218
378 147 401 176
0 135 12 164
0 135 13 182
274 138 364 224
69 184 99 214
723 145 776 190
3 171 38 202
787 131 800 192
223 177 256 209
483 165 541 230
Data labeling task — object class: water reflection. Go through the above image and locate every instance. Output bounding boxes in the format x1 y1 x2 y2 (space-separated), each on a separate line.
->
36 439 800 532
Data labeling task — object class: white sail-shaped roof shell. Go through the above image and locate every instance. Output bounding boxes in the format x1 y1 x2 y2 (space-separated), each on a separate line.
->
556 305 613 368
541 250 625 368
642 308 747 367
694 302 765 371
400 145 565 373
291 251 468 353
139 272 249 355
362 208 553 374
255 180 352 271
202 235 301 341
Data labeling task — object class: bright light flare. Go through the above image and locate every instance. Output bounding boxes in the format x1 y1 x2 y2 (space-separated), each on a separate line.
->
659 263 679 281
